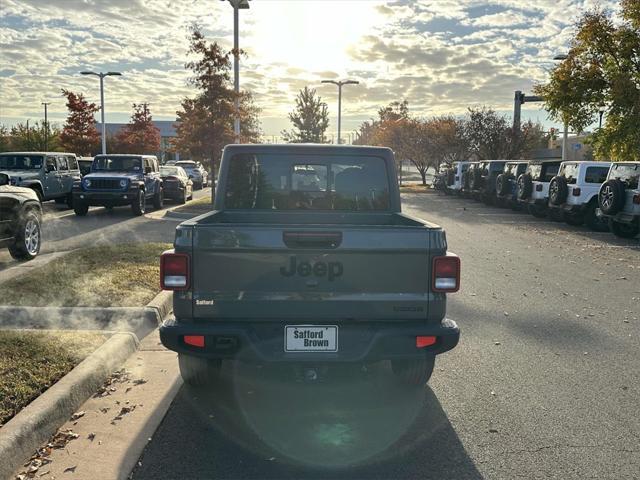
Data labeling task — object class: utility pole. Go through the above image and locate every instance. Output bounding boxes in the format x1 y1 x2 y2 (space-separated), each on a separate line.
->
42 102 50 151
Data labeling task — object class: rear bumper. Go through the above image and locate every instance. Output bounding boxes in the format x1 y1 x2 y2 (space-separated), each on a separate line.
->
159 318 460 362
548 202 584 214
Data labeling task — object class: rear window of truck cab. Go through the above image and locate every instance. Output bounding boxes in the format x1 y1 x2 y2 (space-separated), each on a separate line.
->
224 153 390 211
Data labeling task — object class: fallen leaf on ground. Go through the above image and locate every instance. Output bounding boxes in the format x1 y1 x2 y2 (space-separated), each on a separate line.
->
63 465 77 473
71 411 85 420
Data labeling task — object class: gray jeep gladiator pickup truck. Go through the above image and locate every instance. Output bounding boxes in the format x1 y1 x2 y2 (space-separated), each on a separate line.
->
160 144 460 387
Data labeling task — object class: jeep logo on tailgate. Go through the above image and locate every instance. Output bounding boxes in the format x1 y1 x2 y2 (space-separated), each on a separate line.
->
280 256 343 281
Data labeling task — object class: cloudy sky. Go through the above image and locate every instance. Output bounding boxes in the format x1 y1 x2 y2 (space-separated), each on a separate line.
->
0 0 618 138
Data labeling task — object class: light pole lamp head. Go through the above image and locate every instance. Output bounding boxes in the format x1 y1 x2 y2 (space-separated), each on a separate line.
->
223 0 250 9
343 80 360 86
80 71 98 76
105 72 122 77
553 54 568 61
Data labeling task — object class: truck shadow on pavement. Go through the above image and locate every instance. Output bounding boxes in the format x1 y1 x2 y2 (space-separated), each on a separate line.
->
132 361 482 479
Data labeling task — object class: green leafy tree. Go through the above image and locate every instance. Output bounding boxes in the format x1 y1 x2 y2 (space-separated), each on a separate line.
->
115 103 161 154
60 89 100 156
173 25 261 190
464 107 543 159
6 122 62 152
535 1 640 161
282 87 330 143
0 125 12 152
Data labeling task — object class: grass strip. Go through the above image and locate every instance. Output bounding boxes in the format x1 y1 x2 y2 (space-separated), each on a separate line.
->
0 330 106 427
0 243 171 307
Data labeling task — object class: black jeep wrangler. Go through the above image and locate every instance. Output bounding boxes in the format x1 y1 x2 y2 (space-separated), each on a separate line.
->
0 173 43 260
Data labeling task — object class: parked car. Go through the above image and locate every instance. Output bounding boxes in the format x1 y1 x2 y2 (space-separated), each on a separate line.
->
598 162 640 238
77 157 94 177
0 172 43 260
160 166 193 204
446 161 470 195
432 163 450 193
159 144 461 388
461 161 480 197
547 161 612 231
73 154 164 216
496 161 528 209
475 160 506 204
0 152 81 207
175 160 208 190
516 160 561 218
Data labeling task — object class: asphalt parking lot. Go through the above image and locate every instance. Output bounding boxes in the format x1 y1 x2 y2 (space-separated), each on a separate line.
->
132 191 639 480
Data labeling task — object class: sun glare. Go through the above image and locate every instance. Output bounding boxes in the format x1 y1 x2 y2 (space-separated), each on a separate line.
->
248 1 387 74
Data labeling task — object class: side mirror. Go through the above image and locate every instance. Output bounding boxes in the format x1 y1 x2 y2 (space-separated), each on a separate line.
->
46 164 56 173
145 166 152 174
189 174 194 179
0 173 9 186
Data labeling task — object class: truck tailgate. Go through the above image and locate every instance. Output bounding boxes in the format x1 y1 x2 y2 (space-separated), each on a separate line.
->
187 224 444 321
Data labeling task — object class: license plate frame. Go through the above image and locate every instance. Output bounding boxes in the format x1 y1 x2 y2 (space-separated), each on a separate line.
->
284 325 338 353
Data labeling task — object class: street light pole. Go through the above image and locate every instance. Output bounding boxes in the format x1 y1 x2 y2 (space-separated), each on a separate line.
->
552 54 569 161
80 71 122 154
222 0 250 143
233 2 240 142
41 102 50 151
321 79 359 144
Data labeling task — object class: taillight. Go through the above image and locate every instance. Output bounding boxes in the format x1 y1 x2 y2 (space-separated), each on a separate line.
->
572 187 581 196
184 335 205 348
634 194 640 205
432 254 460 293
160 250 190 290
416 336 437 348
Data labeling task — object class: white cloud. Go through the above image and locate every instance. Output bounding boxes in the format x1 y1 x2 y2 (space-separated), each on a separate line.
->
0 0 625 135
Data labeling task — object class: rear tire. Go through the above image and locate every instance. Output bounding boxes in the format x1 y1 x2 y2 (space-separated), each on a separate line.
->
391 356 435 386
584 201 609 232
178 354 221 387
564 212 584 226
73 201 89 216
610 220 639 239
528 204 547 218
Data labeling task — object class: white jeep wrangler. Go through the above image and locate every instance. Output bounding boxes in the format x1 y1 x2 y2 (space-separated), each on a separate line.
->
598 162 640 239
547 161 612 231
516 160 561 218
445 161 469 195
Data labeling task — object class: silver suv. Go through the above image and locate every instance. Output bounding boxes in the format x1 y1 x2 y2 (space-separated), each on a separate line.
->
0 152 81 207
598 162 640 239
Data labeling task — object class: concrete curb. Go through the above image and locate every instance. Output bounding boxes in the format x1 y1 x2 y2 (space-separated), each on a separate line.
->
162 209 199 220
0 332 139 480
0 290 173 480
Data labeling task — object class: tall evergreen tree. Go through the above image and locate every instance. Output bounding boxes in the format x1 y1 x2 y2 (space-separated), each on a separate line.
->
282 87 330 143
